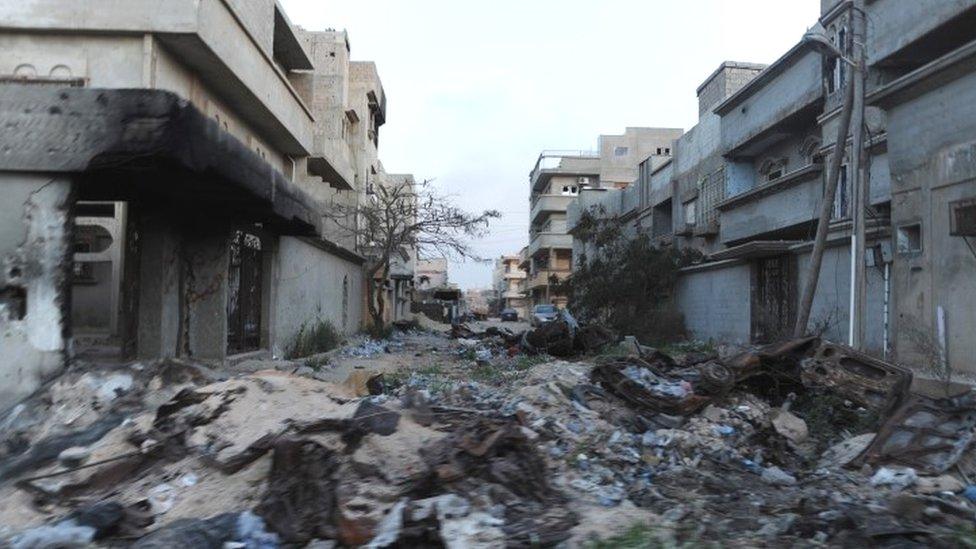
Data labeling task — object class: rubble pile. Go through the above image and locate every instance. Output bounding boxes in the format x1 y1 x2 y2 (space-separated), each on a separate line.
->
2 331 976 547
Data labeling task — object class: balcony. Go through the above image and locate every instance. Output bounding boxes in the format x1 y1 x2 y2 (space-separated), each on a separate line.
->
527 270 569 290
715 44 822 159
529 150 600 193
530 194 576 224
0 0 317 156
527 232 572 259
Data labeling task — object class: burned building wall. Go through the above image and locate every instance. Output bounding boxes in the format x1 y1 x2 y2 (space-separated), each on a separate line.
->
0 174 73 410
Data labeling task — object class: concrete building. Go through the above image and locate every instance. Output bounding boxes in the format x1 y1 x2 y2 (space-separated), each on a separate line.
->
523 150 599 308
573 1 976 380
492 254 528 318
414 258 449 291
0 0 405 409
525 128 681 307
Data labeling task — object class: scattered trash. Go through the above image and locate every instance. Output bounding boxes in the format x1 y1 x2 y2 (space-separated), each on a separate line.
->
2 330 974 547
854 391 976 474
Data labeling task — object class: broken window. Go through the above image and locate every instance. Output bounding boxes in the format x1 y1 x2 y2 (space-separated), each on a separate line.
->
897 223 922 254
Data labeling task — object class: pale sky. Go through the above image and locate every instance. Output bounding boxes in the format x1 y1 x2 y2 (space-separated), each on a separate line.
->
280 0 820 289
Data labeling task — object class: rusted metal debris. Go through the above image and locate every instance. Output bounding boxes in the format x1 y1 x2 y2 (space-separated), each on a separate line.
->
800 341 913 416
854 391 976 475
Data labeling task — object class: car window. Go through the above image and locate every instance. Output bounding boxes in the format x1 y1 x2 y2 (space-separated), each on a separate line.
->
534 305 556 313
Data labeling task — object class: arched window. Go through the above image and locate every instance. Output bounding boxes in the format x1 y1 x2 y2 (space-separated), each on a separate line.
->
758 157 788 182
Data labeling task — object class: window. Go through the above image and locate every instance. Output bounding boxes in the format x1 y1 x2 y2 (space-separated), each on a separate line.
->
830 27 847 94
897 224 922 254
614 146 629 156
683 199 697 226
949 198 976 236
759 157 788 182
560 185 579 196
656 147 663 155
832 165 849 219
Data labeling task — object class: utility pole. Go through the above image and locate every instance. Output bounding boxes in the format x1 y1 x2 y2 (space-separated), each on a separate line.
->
849 0 868 349
794 19 859 339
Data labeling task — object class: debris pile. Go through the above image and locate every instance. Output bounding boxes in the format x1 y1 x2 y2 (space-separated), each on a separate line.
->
3 332 976 546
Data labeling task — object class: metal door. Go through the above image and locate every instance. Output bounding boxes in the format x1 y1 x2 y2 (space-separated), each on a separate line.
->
227 230 262 353
752 255 796 343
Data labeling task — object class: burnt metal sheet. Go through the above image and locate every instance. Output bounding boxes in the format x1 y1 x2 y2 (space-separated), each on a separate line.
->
800 341 913 415
854 391 976 474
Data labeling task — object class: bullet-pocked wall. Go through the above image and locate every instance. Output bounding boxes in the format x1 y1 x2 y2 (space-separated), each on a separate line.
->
0 174 73 410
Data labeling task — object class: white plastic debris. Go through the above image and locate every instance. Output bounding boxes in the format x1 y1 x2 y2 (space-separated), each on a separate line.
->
870 467 917 490
179 472 199 487
761 466 797 486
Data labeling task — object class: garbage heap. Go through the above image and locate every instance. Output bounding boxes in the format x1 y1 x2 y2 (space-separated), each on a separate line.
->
1 334 976 547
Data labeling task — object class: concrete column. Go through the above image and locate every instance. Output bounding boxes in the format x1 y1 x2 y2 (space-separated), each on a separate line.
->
136 214 181 359
184 230 229 360
0 174 73 410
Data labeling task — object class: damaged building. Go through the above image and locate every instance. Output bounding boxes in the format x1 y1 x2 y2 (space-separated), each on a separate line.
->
568 0 976 379
0 0 411 409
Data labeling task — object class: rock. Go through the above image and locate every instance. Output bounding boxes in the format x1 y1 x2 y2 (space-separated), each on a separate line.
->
870 467 917 490
57 446 91 467
914 475 964 494
771 409 808 443
818 433 875 469
761 466 797 486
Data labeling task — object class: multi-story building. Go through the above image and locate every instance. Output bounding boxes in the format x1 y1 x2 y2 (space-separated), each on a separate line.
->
573 1 976 379
492 254 528 318
0 1 403 408
525 127 682 307
414 258 450 291
524 150 599 308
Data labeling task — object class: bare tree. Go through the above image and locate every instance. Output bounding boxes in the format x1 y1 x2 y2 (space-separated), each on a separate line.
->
327 178 499 332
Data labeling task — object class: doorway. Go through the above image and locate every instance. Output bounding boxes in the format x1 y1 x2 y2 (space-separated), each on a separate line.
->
227 230 263 354
751 255 796 343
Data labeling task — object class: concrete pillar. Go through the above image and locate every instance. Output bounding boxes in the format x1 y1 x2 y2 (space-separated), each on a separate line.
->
136 214 181 359
184 230 229 360
0 174 73 410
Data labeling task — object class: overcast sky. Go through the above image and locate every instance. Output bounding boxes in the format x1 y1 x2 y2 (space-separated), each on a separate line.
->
281 0 820 289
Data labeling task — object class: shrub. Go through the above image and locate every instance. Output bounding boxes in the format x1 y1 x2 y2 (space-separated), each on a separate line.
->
570 207 701 344
287 319 342 359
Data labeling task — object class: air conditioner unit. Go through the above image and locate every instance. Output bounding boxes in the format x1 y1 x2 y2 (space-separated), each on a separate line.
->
578 177 591 187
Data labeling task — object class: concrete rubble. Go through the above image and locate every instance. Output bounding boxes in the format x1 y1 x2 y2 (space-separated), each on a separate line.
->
2 326 976 547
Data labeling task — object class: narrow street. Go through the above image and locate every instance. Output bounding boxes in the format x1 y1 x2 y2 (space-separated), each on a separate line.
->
3 320 975 547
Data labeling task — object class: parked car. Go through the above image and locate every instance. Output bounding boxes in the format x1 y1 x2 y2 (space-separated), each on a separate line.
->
500 308 519 322
530 304 559 327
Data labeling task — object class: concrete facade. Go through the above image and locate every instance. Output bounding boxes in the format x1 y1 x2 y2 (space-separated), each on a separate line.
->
0 1 407 410
493 254 528 318
576 1 976 380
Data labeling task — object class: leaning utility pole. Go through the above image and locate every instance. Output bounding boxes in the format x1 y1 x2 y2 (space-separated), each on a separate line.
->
794 50 857 338
848 0 868 349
